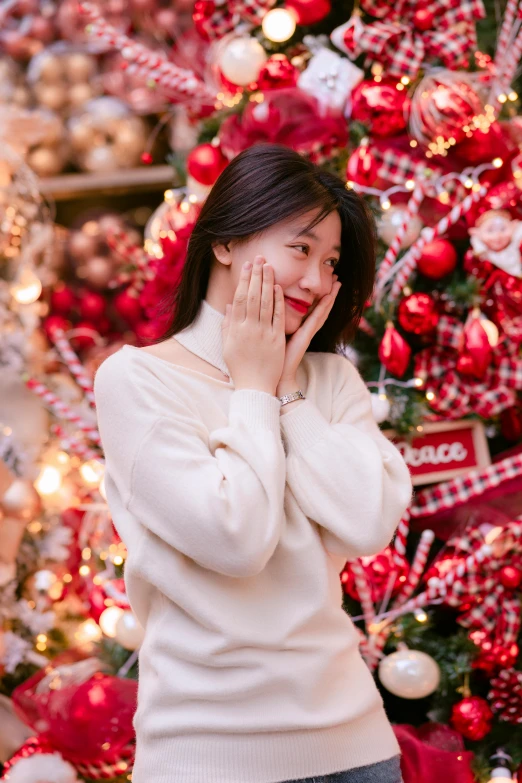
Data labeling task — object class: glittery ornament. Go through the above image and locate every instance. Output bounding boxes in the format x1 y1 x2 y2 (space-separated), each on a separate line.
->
257 54 298 90
379 649 441 699
398 293 439 335
346 143 378 186
187 143 228 186
350 79 410 137
450 696 493 740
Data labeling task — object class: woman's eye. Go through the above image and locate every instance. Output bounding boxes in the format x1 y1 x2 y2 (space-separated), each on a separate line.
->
292 244 308 254
327 258 340 268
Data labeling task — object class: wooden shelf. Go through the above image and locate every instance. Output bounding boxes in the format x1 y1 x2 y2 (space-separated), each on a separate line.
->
39 165 174 201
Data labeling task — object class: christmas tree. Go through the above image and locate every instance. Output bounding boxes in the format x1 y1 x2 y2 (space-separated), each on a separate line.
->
1 1 522 781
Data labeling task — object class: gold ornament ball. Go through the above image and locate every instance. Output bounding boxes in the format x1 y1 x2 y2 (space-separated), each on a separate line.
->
77 255 114 288
66 52 96 84
81 145 118 173
27 146 64 177
69 120 93 153
38 54 64 83
35 82 67 112
69 83 94 108
1 479 42 521
68 229 99 262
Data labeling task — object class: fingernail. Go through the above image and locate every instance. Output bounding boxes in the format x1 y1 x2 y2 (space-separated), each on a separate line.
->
244 262 252 269
255 256 264 265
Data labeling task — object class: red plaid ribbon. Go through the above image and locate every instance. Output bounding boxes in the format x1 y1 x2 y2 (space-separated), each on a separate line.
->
435 521 522 648
349 0 485 80
413 315 522 421
369 138 467 199
194 0 276 39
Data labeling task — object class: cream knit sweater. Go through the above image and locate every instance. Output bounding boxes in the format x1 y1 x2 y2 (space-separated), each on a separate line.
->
93 300 413 783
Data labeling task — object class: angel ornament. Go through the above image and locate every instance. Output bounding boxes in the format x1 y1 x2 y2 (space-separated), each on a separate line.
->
469 209 522 278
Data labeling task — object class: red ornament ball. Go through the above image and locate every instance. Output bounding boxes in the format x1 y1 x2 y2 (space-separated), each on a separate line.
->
114 289 143 325
43 314 72 339
398 293 439 335
79 290 106 321
284 0 331 25
346 145 378 187
450 696 493 741
257 54 299 91
499 565 522 590
417 239 458 280
413 8 435 30
69 321 100 351
187 143 228 186
351 79 410 137
140 151 153 165
50 284 76 316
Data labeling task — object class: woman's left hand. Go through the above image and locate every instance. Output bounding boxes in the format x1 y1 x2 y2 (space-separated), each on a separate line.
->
277 277 342 393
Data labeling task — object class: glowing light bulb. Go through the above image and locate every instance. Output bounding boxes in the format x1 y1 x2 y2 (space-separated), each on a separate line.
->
381 199 391 210
75 618 102 645
405 179 415 190
492 157 503 168
35 465 62 496
80 459 105 487
262 8 296 42
10 267 42 304
414 609 428 623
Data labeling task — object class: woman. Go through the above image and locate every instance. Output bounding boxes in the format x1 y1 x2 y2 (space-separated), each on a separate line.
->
94 144 413 783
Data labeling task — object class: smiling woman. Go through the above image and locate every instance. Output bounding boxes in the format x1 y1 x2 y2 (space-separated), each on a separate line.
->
153 143 377 352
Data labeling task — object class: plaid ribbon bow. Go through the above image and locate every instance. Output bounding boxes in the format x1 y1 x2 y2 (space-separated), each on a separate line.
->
436 520 522 649
414 314 522 421
334 0 485 80
193 0 276 40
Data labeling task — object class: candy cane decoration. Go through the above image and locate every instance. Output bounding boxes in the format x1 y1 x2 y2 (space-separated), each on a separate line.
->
496 23 522 102
392 511 410 568
51 329 96 409
24 376 101 445
349 560 376 631
374 184 424 304
394 529 435 606
489 0 522 109
50 424 101 462
80 3 217 108
389 185 487 300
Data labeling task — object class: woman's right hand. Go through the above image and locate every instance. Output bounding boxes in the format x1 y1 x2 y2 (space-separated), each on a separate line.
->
222 255 286 395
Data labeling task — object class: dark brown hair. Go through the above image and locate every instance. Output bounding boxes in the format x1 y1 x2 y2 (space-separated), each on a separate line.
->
155 143 376 352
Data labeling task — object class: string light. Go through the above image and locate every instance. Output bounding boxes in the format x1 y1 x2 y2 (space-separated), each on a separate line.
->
380 198 391 210
497 93 507 103
414 609 428 623
426 391 436 401
508 90 518 101
35 465 62 495
10 266 42 304
492 157 503 168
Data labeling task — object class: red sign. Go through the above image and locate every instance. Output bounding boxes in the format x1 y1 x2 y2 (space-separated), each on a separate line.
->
384 420 491 486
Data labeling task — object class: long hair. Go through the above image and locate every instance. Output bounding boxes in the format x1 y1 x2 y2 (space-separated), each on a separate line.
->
155 143 376 352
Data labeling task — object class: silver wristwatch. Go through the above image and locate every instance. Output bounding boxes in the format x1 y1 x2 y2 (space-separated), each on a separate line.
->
278 389 306 406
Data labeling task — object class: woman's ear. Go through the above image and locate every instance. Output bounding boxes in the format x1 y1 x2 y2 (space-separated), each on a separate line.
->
212 242 231 266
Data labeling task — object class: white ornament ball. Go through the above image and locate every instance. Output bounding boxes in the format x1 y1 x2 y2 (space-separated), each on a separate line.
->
378 207 423 249
115 610 145 650
370 393 391 424
379 649 441 699
218 37 267 86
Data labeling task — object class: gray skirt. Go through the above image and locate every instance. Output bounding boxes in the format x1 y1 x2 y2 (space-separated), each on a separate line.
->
282 755 403 783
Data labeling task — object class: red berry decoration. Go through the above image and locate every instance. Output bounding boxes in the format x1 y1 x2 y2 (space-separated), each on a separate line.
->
473 642 519 676
50 284 76 316
140 152 153 165
187 143 228 186
378 323 411 377
450 696 493 740
413 8 435 30
285 0 331 25
417 239 458 280
499 565 522 590
489 669 522 725
398 293 439 335
350 80 410 138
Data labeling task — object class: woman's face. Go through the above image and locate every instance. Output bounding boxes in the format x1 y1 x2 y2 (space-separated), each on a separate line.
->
213 209 342 334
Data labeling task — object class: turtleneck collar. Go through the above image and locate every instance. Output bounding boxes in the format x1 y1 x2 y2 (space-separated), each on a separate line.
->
173 299 230 378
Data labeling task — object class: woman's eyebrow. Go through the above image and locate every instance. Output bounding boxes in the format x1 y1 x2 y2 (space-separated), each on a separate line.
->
293 228 341 253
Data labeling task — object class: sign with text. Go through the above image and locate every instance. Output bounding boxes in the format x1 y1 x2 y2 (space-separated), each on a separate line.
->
383 420 491 486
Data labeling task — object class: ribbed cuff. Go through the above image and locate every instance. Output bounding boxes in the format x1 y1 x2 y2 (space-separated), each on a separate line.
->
229 389 282 431
280 399 331 455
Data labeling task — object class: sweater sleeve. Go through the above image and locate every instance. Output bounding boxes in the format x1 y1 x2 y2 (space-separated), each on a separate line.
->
280 355 413 561
94 353 286 578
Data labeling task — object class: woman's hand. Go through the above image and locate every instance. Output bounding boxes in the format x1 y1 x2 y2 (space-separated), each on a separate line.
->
277 276 342 395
